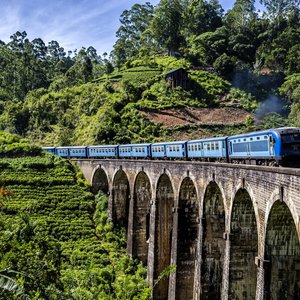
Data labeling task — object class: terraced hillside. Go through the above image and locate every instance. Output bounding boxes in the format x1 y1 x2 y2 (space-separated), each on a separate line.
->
0 153 149 299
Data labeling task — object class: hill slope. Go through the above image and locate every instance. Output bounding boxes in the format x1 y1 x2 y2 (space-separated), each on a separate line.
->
0 148 149 299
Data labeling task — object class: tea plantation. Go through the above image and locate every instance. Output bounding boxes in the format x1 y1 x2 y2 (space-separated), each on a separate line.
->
0 151 149 299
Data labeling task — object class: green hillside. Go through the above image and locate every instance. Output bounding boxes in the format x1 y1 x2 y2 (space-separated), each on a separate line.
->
0 133 149 299
1 0 300 147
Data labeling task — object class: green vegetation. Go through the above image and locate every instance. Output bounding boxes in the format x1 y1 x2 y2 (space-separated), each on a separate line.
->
1 1 298 146
0 137 149 299
0 1 300 297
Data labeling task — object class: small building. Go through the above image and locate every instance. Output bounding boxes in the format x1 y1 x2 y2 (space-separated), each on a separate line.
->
165 68 188 89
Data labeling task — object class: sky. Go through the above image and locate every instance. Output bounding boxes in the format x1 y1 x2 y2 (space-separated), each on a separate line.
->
0 0 242 56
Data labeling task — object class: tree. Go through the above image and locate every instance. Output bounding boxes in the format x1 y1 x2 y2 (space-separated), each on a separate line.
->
150 0 184 54
260 0 300 18
112 3 154 67
225 0 256 28
182 0 223 37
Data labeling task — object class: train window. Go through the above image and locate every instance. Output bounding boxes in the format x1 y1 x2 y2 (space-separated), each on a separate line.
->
211 143 214 150
216 143 219 150
207 144 210 150
177 146 179 151
250 138 253 141
243 138 246 141
264 136 268 139
257 137 260 140
238 139 241 142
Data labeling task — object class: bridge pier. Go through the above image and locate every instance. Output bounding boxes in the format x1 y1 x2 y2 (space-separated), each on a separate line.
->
148 197 157 290
74 159 300 300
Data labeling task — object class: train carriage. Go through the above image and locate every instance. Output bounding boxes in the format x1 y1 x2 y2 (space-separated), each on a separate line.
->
43 146 56 154
68 146 87 158
228 127 300 166
119 143 151 158
187 137 227 161
151 141 187 159
55 146 70 157
88 145 118 158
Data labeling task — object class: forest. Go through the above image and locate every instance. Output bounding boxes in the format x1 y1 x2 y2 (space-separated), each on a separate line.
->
0 0 299 147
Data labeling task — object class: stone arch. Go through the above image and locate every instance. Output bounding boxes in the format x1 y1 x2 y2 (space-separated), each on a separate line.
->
132 171 152 265
229 188 258 299
112 169 130 231
154 173 174 300
264 200 300 300
201 181 226 299
175 177 198 300
91 166 109 194
266 189 300 240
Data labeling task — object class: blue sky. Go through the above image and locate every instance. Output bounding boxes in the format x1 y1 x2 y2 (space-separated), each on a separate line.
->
0 0 244 55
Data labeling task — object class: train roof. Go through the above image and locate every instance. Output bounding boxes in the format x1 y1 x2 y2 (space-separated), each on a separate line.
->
188 136 227 143
152 141 187 146
228 127 300 139
56 146 86 149
88 145 118 148
119 143 151 147
42 146 55 149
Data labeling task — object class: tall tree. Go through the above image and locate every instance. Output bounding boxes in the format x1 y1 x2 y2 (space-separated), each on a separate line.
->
182 0 223 37
112 2 154 67
225 0 256 28
260 0 300 18
150 0 184 54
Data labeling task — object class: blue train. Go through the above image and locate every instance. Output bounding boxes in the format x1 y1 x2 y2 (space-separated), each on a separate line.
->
43 127 300 167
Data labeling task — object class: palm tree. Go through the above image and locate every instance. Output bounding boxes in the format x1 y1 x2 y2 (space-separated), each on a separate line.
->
0 269 24 296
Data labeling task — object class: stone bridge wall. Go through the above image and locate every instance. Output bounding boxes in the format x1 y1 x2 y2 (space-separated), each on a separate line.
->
75 159 300 300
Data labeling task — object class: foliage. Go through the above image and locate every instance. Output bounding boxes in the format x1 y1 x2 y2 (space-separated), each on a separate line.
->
0 131 41 157
258 112 288 129
1 1 300 146
150 0 184 53
0 150 149 299
112 3 154 67
279 73 300 126
224 88 258 111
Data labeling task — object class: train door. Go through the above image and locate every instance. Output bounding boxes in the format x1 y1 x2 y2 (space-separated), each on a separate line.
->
246 141 250 157
269 135 275 156
229 141 232 155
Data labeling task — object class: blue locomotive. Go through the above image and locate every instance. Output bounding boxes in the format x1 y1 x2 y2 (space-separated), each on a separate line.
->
43 127 300 167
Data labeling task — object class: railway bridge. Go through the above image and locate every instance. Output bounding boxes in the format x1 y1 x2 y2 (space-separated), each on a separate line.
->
75 159 300 300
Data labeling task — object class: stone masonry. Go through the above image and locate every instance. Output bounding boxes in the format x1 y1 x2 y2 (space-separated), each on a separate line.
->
75 159 300 300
